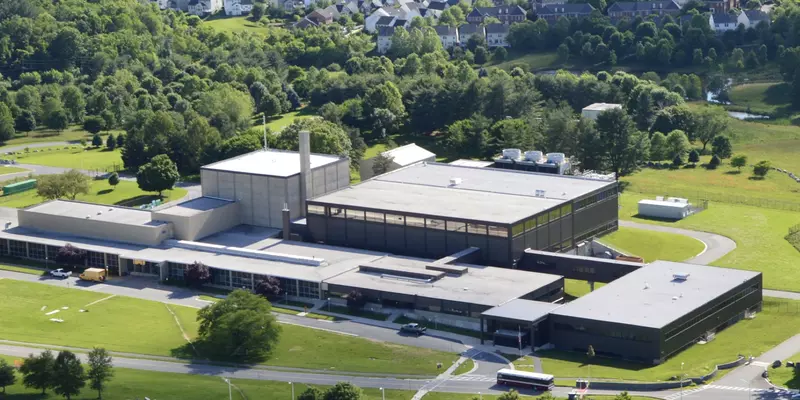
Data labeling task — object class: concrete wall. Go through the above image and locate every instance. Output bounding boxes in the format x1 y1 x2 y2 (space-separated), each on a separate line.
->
201 159 349 229
518 250 643 283
151 201 240 241
18 210 173 246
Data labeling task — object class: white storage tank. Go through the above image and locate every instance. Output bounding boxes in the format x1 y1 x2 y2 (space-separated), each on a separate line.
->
637 199 691 220
502 149 522 160
546 153 565 164
524 151 543 162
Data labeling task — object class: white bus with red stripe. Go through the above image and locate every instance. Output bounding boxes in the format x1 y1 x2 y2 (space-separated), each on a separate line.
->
496 369 555 391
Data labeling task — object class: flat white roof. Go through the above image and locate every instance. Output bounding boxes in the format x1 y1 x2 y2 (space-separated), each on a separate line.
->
381 143 435 167
638 199 690 209
24 200 161 227
582 103 622 111
201 149 345 177
154 197 234 217
449 159 494 168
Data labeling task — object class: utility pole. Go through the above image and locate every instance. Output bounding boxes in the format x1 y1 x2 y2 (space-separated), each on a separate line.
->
263 114 268 150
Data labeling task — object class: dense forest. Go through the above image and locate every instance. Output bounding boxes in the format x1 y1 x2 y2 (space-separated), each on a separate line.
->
0 0 757 180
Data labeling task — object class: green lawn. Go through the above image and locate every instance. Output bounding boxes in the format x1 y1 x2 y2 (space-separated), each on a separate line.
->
619 193 800 292
492 51 561 72
452 359 475 375
521 297 800 382
0 166 29 175
0 126 114 149
727 81 792 116
597 227 705 263
0 261 47 275
255 107 316 133
327 305 390 321
769 351 800 389
0 355 416 400
364 142 390 159
9 146 123 172
203 15 272 35
564 279 606 299
0 180 187 208
0 280 198 356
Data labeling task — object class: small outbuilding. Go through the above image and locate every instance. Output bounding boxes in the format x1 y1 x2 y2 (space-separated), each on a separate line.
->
581 103 622 120
637 197 692 220
358 143 436 180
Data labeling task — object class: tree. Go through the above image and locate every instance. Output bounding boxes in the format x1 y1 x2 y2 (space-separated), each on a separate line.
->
753 160 771 178
493 46 507 62
688 149 700 166
116 134 125 148
665 130 690 160
184 261 211 287
63 170 90 200
0 102 15 142
346 289 366 309
673 153 684 167
15 110 37 132
474 46 489 65
254 276 282 300
731 154 747 171
87 348 114 400
596 108 650 178
299 387 325 400
136 154 179 198
106 133 116 150
36 171 89 201
20 350 55 394
196 290 281 362
276 119 353 160
372 153 394 176
55 244 87 269
614 392 633 400
250 2 265 20
107 172 120 190
497 390 520 400
649 132 667 161
0 359 16 394
52 351 86 400
708 154 721 169
324 382 363 400
92 134 103 148
83 116 105 135
711 135 732 159
693 107 728 152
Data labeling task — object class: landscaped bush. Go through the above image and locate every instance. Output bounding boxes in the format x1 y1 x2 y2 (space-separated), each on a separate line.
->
346 289 366 309
708 155 721 169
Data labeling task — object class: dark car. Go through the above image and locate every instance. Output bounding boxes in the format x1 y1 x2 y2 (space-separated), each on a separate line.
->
400 323 427 335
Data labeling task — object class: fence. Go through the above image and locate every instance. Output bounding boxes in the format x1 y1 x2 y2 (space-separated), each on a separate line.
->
625 184 800 213
787 224 800 253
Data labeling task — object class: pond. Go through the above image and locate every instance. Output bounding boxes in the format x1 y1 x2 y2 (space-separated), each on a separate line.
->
727 111 770 120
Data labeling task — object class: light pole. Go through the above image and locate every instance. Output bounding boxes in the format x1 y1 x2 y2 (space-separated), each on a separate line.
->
478 392 482 400
741 379 751 400
327 297 331 312
222 377 232 400
380 387 385 400
289 381 295 400
680 362 684 400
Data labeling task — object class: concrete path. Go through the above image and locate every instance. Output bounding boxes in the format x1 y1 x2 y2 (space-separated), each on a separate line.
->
0 141 73 153
619 220 737 265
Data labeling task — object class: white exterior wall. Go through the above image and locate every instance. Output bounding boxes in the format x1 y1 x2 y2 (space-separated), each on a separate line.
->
18 210 173 247
152 202 241 241
637 202 690 220
440 34 458 49
487 33 508 47
377 36 393 53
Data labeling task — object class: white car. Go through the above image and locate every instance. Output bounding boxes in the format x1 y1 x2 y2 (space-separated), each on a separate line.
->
49 268 71 278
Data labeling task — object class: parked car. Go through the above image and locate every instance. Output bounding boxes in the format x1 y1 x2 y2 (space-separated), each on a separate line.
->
400 323 427 335
48 268 71 279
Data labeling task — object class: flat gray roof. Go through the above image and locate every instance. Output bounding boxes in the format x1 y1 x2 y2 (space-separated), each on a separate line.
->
310 163 613 223
325 257 562 307
24 200 161 227
482 299 564 323
449 159 494 168
201 149 345 177
154 197 234 217
551 261 761 329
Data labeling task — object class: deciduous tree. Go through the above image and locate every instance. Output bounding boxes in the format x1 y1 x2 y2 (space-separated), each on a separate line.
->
596 108 650 178
136 154 179 198
324 382 363 400
184 261 211 287
731 154 747 170
20 350 55 394
108 172 119 190
52 351 86 400
0 102 15 142
87 347 114 400
254 276 282 300
712 135 732 159
753 160 770 177
694 107 729 152
371 153 394 176
0 359 16 394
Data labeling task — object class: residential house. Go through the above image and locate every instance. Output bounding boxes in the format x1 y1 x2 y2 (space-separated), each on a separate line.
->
465 6 526 24
335 1 359 15
306 5 342 25
536 3 594 22
709 12 743 32
704 0 737 13
458 24 485 45
375 15 397 28
485 23 509 47
531 0 564 10
434 25 459 49
359 0 383 13
224 0 254 16
151 0 170 9
377 26 396 54
606 1 680 18
294 17 320 28
426 0 448 17
744 9 770 28
365 3 424 32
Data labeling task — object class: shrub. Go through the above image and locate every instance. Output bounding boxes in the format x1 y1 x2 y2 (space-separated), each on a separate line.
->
184 262 211 287
346 289 366 309
688 149 700 165
753 160 771 177
672 154 684 167
731 154 747 170
254 276 282 300
708 154 721 169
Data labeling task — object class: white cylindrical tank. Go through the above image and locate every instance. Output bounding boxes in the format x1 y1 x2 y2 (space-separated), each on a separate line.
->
524 151 543 161
502 149 521 160
546 152 565 164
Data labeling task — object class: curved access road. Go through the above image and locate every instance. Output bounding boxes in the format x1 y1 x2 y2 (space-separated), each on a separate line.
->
618 220 737 265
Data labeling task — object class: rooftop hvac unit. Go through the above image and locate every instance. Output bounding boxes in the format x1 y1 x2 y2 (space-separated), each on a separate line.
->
524 150 543 162
546 152 566 164
450 177 462 186
502 148 521 160
673 272 690 281
534 189 546 197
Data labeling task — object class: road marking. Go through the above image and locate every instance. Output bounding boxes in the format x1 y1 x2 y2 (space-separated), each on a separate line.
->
84 294 116 308
278 321 358 337
751 361 770 367
164 303 198 356
450 375 495 382
663 386 708 400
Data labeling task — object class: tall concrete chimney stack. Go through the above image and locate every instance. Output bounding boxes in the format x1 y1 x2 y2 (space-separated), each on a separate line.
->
299 130 311 217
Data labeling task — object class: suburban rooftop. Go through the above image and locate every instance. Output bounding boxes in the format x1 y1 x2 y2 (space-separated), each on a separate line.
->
201 149 345 177
550 261 761 328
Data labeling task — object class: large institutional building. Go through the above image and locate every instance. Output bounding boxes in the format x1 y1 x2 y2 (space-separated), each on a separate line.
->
0 132 762 365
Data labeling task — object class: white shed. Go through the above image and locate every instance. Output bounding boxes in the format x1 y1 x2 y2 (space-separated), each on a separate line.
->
637 199 691 220
581 103 622 121
359 143 436 180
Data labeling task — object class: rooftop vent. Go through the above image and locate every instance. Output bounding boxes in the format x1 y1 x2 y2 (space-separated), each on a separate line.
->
534 189 546 197
97 211 102 215
450 177 462 186
85 215 91 219
644 282 650 290
108 208 113 211
673 272 690 281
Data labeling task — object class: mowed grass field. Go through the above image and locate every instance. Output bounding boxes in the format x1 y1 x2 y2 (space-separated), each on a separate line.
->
727 81 792 115
0 166 28 175
0 126 114 149
517 297 800 382
492 51 561 71
597 226 705 263
0 180 187 208
0 355 417 400
203 16 272 35
618 193 800 292
769 351 800 389
10 146 123 171
0 280 197 356
0 280 459 375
